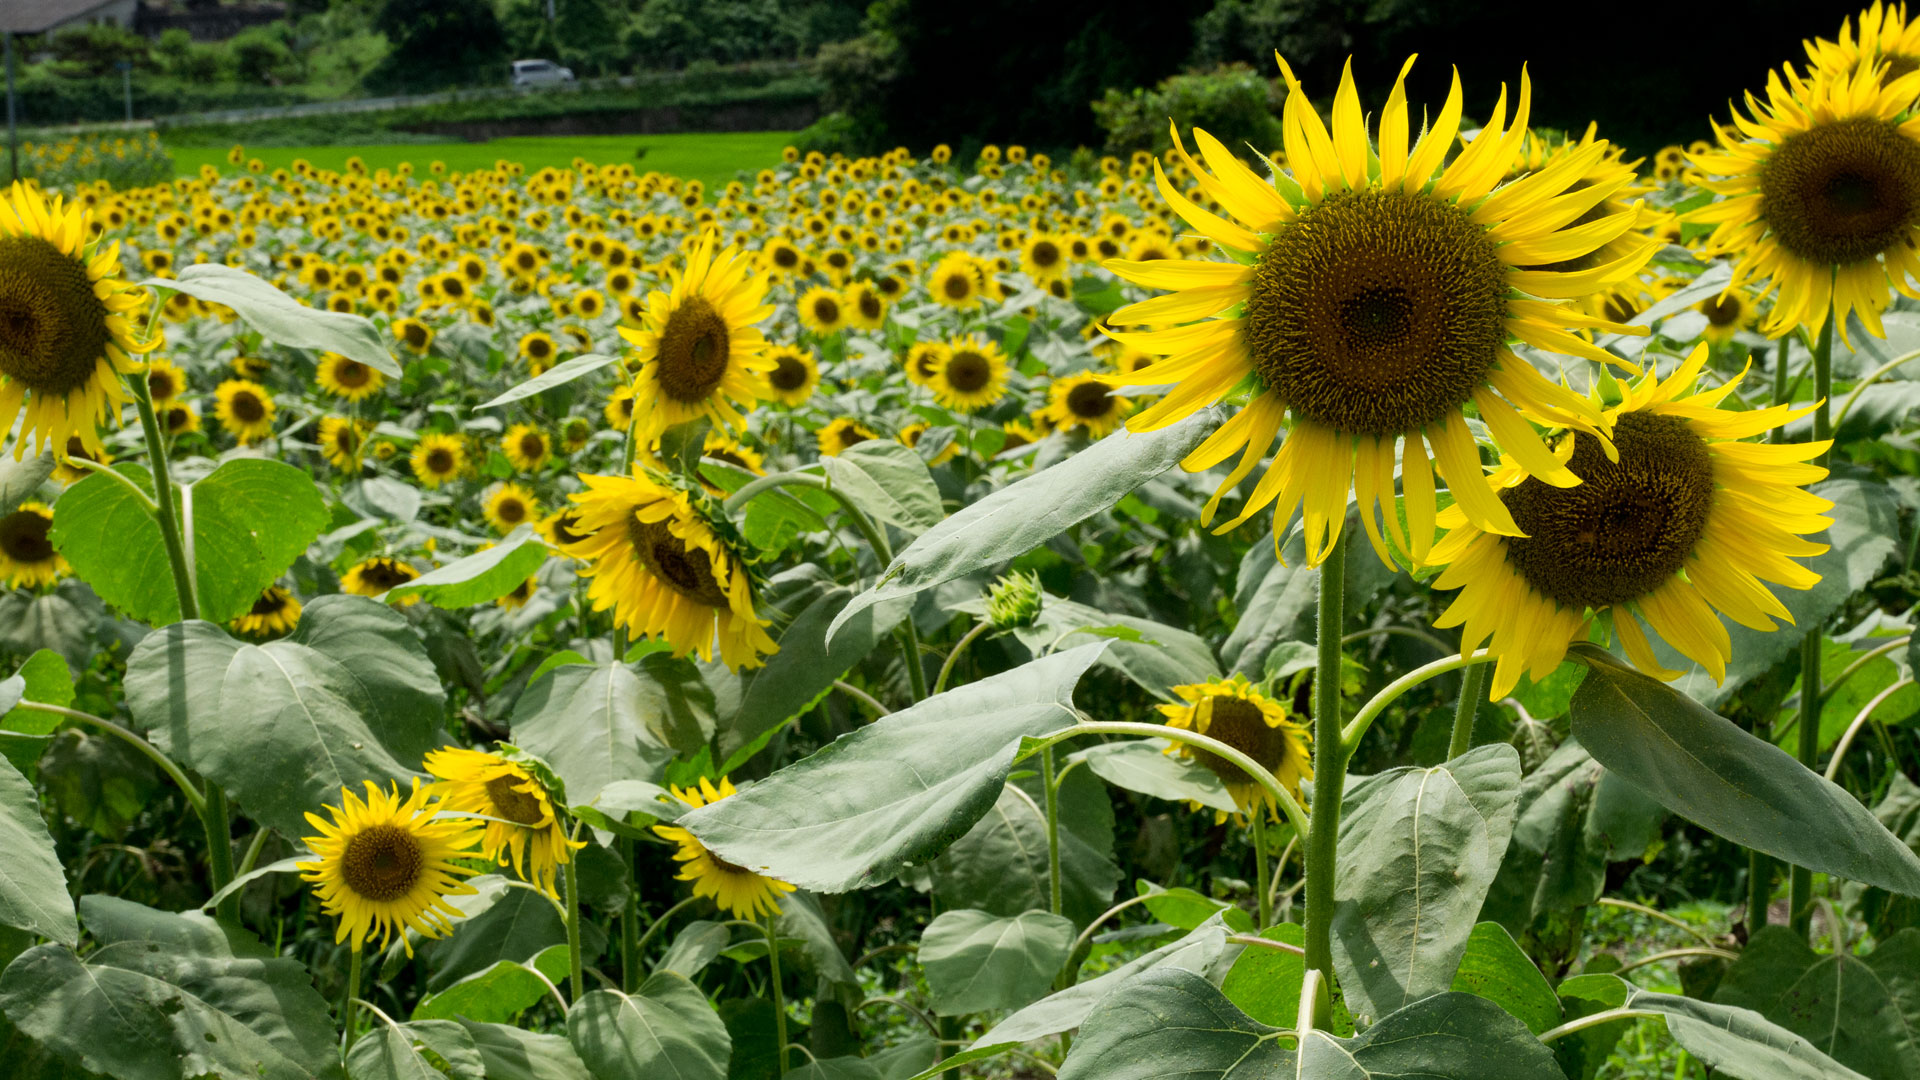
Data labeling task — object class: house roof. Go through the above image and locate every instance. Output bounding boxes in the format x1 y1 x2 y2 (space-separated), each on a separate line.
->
1 0 127 36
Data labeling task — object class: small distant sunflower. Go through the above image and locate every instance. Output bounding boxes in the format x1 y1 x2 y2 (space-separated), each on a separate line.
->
164 403 199 436
145 357 186 403
232 586 301 636
411 432 466 488
604 382 636 430
1043 371 1130 437
1431 344 1831 698
930 335 1010 411
845 281 887 330
318 416 365 470
702 433 765 476
1698 289 1755 345
1020 233 1069 281
798 286 848 334
764 345 820 406
617 233 774 447
213 379 275 444
817 417 878 457
904 342 947 387
560 416 594 453
999 419 1040 454
341 556 420 600
0 501 67 587
0 182 156 459
502 424 552 472
519 331 558 373
653 777 795 919
423 747 583 899
1159 673 1312 819
484 482 540 534
898 422 960 465
298 779 481 955
539 507 593 549
573 288 607 320
392 317 434 355
929 254 982 309
563 468 777 670
316 352 386 402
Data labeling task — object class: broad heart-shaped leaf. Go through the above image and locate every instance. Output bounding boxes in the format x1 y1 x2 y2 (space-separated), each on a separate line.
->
0 940 341 1080
414 957 557 1024
920 909 1077 1017
1569 645 1920 897
2 649 74 734
348 1019 484 1080
380 528 549 608
566 971 730 1080
826 409 1220 643
456 1020 591 1080
142 263 399 376
1057 968 1565 1080
821 441 945 534
80 895 270 959
187 458 332 623
1074 738 1237 814
1449 923 1560 1036
49 464 175 624
1711 926 1920 1080
1330 744 1523 1026
1220 922 1308 1027
678 644 1105 893
475 353 621 409
972 919 1231 1050
1625 989 1872 1080
509 659 682 807
1007 597 1222 700
0 757 77 946
931 767 1121 928
123 595 443 837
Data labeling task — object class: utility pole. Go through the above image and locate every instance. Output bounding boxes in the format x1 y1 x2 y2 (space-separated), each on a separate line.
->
5 33 17 184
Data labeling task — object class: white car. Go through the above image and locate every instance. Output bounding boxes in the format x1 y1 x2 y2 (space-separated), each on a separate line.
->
510 60 575 88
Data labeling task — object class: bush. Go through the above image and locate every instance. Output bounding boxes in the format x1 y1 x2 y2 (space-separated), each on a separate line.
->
1091 63 1282 158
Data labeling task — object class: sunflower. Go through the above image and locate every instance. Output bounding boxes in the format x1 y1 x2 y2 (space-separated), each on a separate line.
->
1698 289 1755 345
562 468 777 670
846 282 888 330
763 344 820 406
318 416 366 470
393 317 434 355
164 403 199 436
497 576 537 610
999 419 1040 454
502 423 552 472
817 417 878 457
573 289 606 320
1430 344 1831 698
797 286 848 334
0 501 66 587
1159 673 1312 819
1805 2 1920 88
145 356 185 403
929 253 982 309
560 416 593 453
411 432 466 488
484 482 540 534
298 779 481 955
1688 60 1920 339
930 334 1010 411
1044 371 1131 437
519 331 558 373
1020 233 1069 281
0 182 156 459
423 747 583 899
316 351 386 402
899 421 960 465
1103 58 1655 569
232 586 301 636
617 233 774 447
213 378 276 444
702 433 764 475
653 776 795 919
341 556 421 600
904 342 947 387
539 507 593 549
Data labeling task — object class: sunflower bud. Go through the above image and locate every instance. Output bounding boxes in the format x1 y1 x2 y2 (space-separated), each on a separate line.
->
985 570 1043 630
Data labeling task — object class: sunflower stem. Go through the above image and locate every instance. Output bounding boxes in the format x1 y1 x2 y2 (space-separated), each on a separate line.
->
1251 810 1272 931
1041 746 1062 917
203 786 238 922
620 837 639 993
934 620 989 695
1302 531 1346 1027
764 915 789 1076
1789 301 1835 938
563 818 586 1005
1447 662 1487 761
129 376 200 620
339 947 362 1057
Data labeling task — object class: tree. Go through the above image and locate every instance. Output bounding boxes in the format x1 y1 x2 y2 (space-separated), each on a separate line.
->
366 0 510 93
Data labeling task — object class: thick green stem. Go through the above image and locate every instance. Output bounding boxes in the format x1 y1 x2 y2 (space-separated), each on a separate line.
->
765 916 789 1076
339 947 362 1056
1789 305 1835 937
1042 747 1062 917
203 787 238 923
1302 533 1347 1025
13 702 203 816
1251 810 1272 931
129 377 197 621
563 820 586 1004
1447 663 1488 761
620 837 639 993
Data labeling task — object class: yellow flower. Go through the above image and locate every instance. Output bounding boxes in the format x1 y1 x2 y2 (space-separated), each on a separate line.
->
1804 2 1920 89
231 586 301 636
764 345 820 407
1043 371 1130 437
519 331 558 373
483 482 540 534
898 422 959 466
315 351 386 402
213 378 275 444
1697 289 1754 346
423 747 583 899
144 356 186 403
817 417 878 457
844 281 887 330
411 432 465 488
1159 674 1311 820
318 416 366 470
298 780 481 955
393 317 435 355
616 233 774 446
929 334 1009 412
0 501 67 587
653 777 795 919
797 286 848 334
928 253 982 309
1020 232 1069 281
502 423 552 472
341 556 420 601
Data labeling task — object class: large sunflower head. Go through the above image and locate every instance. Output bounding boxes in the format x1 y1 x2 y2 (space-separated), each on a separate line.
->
423 746 583 900
411 432 466 489
1688 60 1920 340
483 481 540 534
1431 343 1831 698
1805 2 1920 89
616 233 775 446
652 776 796 920
930 334 1009 412
316 351 386 402
1158 673 1312 819
0 182 156 460
231 585 301 637
1103 57 1657 569
563 467 777 670
213 378 276 444
297 779 481 955
0 501 67 588
763 344 820 407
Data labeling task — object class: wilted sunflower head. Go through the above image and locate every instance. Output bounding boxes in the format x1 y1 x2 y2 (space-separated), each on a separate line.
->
423 746 583 899
653 776 796 919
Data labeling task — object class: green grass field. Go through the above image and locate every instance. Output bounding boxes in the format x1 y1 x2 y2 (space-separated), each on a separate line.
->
163 131 797 191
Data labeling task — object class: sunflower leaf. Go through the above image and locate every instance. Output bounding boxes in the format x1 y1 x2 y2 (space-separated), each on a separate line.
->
474 353 621 410
0 755 76 947
380 527 549 609
186 458 332 624
567 972 731 1080
143 262 399 378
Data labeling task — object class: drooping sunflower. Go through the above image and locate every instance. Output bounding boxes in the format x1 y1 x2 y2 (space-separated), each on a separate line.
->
763 345 820 407
316 351 386 402
411 432 466 488
1159 673 1312 819
653 776 796 919
1688 60 1920 339
817 417 878 457
298 779 481 955
1043 371 1131 437
232 585 301 636
342 556 421 600
1103 58 1655 568
318 416 366 470
617 233 774 447
502 423 552 473
797 286 848 334
1430 344 1831 698
483 482 540 534
0 182 156 460
562 468 777 670
929 334 1010 411
0 501 67 587
423 747 583 899
213 378 276 444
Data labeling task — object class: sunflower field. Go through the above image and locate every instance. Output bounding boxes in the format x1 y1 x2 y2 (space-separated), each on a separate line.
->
3 5 1920 1080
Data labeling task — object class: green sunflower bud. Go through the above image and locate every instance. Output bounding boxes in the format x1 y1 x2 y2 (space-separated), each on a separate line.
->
985 570 1043 630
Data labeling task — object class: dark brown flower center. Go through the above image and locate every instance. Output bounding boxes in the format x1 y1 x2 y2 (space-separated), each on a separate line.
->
495 497 527 523
425 448 455 474
1190 695 1295 789
341 823 424 901
0 235 114 395
551 511 590 545
811 296 842 324
656 296 731 403
0 510 54 563
1761 117 1920 266
942 273 971 300
332 359 372 387
629 517 730 607
944 350 992 393
356 558 417 590
858 291 883 320
1066 380 1115 419
1030 240 1061 267
229 391 266 424
484 774 548 825
770 352 810 391
148 369 177 398
518 433 546 460
1701 293 1744 327
249 590 289 616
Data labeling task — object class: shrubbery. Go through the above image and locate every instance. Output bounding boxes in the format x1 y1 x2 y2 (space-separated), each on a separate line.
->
1092 63 1283 157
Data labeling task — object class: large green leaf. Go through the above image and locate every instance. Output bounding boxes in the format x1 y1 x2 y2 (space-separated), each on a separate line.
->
1852 772 1920 937
972 920 1231 1049
426 877 588 992
49 464 173 625
509 660 682 806
381 528 549 609
1074 738 1236 814
1570 646 1920 897
186 458 332 624
123 596 442 837
79 895 269 958
678 644 1104 893
1553 973 1634 1080
1712 926 1920 1080
826 410 1220 643
347 1019 484 1080
475 353 620 409
143 263 399 376
0 940 341 1080
1 650 74 735
566 972 730 1080
920 909 1077 1017
1449 923 1560 1036
455 1020 591 1080
1627 989 1871 1080
1218 921 1307 1027
821 442 944 534
931 767 1121 928
413 952 565 1024
1007 597 1222 700
1330 744 1523 1026
0 757 76 946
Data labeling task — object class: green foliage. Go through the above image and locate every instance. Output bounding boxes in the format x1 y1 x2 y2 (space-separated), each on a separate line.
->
0 756 76 947
919 908 1077 1015
566 973 731 1080
1092 63 1283 157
